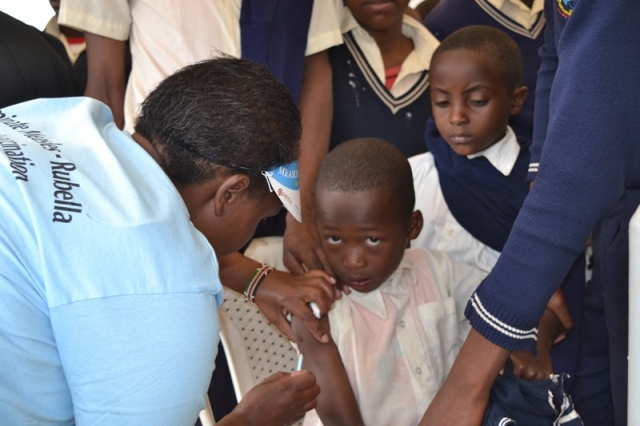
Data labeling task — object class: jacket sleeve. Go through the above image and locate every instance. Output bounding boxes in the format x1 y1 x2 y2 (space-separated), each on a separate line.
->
527 0 558 182
466 0 640 352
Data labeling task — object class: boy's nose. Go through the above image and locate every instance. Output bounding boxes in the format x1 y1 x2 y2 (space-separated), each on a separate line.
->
343 248 366 269
449 104 468 126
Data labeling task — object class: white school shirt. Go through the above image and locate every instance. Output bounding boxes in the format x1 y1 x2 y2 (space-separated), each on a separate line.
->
409 126 521 273
304 248 487 426
58 0 343 132
340 7 439 98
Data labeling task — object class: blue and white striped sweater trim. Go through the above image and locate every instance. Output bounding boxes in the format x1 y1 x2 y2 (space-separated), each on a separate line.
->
474 0 546 39
470 293 539 341
528 162 539 173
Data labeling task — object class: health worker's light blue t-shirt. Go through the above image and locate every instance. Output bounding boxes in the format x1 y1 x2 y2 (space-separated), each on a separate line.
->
0 98 224 425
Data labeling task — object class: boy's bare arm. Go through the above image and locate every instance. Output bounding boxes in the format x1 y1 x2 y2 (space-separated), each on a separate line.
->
292 315 364 426
84 32 127 129
283 50 333 275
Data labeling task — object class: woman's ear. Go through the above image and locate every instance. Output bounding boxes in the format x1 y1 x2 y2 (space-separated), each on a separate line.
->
408 210 424 240
213 174 251 216
509 86 529 115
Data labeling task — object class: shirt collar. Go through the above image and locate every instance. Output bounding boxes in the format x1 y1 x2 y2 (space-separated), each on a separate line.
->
347 255 415 319
341 7 439 75
483 0 544 29
466 126 520 176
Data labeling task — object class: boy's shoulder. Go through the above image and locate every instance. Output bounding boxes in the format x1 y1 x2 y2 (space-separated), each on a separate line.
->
403 247 459 279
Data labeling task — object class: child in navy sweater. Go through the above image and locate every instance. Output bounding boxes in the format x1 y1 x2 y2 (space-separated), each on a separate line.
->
410 25 585 423
423 0 544 140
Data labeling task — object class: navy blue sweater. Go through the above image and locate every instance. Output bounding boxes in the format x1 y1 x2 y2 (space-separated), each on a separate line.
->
328 32 432 158
466 0 640 352
240 0 313 104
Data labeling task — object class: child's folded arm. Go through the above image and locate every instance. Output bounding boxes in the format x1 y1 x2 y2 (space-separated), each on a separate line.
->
291 315 365 426
509 286 573 381
509 302 565 381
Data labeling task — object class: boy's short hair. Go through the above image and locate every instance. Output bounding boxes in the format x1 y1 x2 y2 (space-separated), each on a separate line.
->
316 138 415 220
432 25 524 91
134 56 300 191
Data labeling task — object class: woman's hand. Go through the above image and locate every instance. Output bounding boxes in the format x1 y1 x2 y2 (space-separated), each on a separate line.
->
222 370 319 426
255 269 337 343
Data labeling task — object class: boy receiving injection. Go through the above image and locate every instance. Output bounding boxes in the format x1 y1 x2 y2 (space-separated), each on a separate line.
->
293 138 488 426
292 137 578 426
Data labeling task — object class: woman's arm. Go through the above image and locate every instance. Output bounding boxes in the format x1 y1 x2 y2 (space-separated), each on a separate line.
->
218 252 337 343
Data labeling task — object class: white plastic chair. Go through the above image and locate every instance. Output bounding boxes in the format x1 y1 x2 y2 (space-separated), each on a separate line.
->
198 395 215 426
200 286 302 426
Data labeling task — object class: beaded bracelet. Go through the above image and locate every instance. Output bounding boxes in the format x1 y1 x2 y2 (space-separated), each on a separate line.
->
244 263 274 303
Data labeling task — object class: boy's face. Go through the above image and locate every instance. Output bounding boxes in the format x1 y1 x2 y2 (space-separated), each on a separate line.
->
316 187 421 293
429 48 527 156
346 0 410 33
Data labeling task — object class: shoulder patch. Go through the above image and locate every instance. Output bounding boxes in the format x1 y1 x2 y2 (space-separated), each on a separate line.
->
556 0 574 18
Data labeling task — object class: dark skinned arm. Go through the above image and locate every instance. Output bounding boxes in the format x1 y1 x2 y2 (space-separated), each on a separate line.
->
420 288 572 424
83 32 127 129
283 50 333 275
292 315 364 426
218 252 336 343
510 287 572 380
420 328 510 425
217 370 320 426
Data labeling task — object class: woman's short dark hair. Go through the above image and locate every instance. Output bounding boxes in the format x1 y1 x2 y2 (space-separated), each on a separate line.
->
134 56 301 192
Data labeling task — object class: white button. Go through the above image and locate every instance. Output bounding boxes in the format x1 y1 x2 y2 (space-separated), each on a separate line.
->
415 367 422 375
399 320 405 328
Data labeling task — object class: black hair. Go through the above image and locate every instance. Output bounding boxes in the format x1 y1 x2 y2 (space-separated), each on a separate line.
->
134 56 300 192
316 138 415 220
431 25 524 91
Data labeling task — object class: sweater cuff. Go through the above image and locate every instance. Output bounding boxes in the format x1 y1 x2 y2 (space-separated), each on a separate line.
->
527 159 539 183
465 291 538 353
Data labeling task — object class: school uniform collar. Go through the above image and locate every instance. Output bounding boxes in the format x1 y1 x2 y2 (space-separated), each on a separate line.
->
347 255 415 319
341 7 439 80
466 126 520 176
482 0 544 30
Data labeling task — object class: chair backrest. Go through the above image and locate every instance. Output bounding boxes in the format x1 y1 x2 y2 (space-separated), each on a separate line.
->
198 395 215 426
218 286 304 426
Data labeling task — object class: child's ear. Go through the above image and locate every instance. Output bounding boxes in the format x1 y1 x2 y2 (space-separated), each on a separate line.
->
509 86 529 115
212 173 251 216
408 210 424 240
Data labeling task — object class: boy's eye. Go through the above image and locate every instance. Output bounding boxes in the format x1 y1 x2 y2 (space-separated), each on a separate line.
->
366 237 380 246
327 236 341 244
433 100 450 108
470 99 488 107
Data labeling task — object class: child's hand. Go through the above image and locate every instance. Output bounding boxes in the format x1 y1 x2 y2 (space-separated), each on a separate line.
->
509 307 561 381
254 269 337 344
509 349 554 381
283 212 333 276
